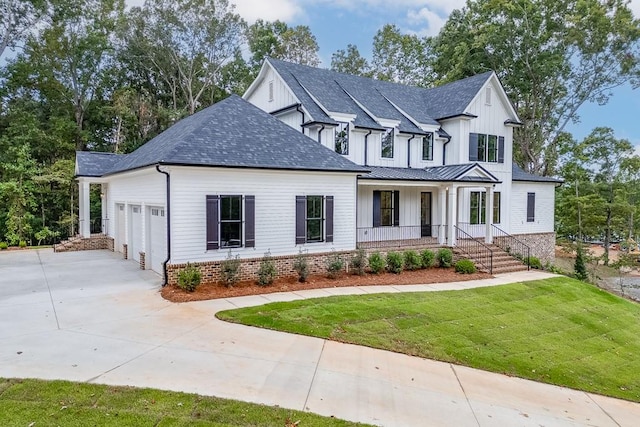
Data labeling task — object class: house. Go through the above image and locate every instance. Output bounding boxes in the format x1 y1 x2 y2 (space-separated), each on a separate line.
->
73 59 560 284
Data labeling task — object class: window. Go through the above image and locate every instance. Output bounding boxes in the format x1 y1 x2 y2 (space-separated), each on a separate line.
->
373 190 399 227
268 81 274 102
381 128 394 158
422 133 433 161
206 195 255 250
470 191 486 225
335 123 349 155
296 195 333 244
527 192 535 222
493 192 501 224
469 133 504 163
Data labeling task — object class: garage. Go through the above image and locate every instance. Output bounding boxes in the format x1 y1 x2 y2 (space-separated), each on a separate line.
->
147 206 167 274
115 203 126 253
129 205 142 262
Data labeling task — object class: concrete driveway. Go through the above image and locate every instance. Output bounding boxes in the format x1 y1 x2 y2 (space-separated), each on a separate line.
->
1 249 639 426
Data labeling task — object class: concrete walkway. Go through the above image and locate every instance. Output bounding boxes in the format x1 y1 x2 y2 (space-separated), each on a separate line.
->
1 249 639 426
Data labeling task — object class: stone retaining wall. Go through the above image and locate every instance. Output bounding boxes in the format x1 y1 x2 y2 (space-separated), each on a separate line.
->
54 235 114 253
511 232 556 265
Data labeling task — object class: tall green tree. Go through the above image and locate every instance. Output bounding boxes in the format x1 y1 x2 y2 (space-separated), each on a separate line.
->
0 0 48 58
331 44 371 76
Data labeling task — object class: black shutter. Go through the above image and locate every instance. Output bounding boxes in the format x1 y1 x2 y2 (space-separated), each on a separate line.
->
206 195 219 250
527 192 535 222
393 190 400 226
245 195 255 248
498 136 505 163
295 196 306 244
373 191 381 227
469 133 478 161
325 196 334 243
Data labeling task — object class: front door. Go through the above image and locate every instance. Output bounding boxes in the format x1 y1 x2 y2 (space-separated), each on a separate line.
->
421 192 432 237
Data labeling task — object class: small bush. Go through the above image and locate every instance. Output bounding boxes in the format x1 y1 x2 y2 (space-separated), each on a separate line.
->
220 251 241 287
293 248 309 282
386 251 403 274
527 256 543 270
257 251 277 286
403 250 422 271
177 263 201 292
574 244 588 281
455 259 477 274
420 249 435 268
436 248 453 268
0 242 7 250
368 252 386 274
350 248 367 276
326 252 345 279
19 240 27 248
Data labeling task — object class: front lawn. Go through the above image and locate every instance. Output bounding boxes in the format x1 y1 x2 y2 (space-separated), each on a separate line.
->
218 277 640 402
0 378 370 426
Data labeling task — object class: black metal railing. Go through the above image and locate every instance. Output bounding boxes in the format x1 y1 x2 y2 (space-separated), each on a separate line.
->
357 225 446 249
492 225 531 270
454 225 493 273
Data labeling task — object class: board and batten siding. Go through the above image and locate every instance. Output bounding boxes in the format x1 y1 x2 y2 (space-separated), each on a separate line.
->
105 167 166 254
169 167 358 263
244 66 298 115
509 182 556 234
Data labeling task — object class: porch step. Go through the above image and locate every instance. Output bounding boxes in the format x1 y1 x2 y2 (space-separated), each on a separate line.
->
454 245 529 274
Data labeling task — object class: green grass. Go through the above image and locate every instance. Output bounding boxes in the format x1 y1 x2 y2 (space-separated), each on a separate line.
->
218 277 640 402
0 378 370 426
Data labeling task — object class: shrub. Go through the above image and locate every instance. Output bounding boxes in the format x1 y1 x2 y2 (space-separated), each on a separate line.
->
326 252 345 279
19 240 27 248
436 248 453 268
455 259 477 274
574 244 588 281
527 256 543 270
420 249 435 268
220 251 241 287
34 227 60 246
0 242 7 250
368 252 386 274
403 250 422 271
177 263 201 292
350 248 367 276
257 251 277 286
293 248 309 282
386 251 403 274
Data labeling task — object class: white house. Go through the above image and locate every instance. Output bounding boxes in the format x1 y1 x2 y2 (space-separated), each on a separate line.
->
73 59 560 284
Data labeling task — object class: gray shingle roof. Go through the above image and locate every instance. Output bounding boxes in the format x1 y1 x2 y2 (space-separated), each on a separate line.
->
361 164 500 183
267 59 495 129
512 164 563 183
77 95 368 177
76 152 126 177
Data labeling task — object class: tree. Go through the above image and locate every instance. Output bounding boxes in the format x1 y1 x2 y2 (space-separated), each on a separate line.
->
0 0 48 58
432 0 640 176
371 24 434 87
331 44 371 76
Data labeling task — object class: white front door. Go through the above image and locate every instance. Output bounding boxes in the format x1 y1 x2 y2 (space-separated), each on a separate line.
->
148 206 166 274
116 204 126 253
129 205 142 262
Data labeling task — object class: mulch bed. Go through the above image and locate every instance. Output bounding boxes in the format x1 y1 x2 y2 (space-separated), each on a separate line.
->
161 268 492 302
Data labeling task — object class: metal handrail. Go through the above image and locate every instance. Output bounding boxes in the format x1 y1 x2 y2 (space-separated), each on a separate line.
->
491 225 531 270
356 224 444 249
454 225 494 273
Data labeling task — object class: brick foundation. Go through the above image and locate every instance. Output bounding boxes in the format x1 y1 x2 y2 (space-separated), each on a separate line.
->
139 252 146 270
54 234 114 253
511 232 556 265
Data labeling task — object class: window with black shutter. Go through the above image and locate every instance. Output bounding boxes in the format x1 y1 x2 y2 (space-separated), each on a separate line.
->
373 190 399 227
295 195 333 244
470 133 505 163
205 195 255 250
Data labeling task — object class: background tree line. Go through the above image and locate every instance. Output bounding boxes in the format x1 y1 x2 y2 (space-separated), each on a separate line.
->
0 0 639 249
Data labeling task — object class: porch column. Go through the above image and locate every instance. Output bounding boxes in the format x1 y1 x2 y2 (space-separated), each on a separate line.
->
446 185 457 246
79 180 91 238
438 186 446 245
101 183 108 234
485 186 493 244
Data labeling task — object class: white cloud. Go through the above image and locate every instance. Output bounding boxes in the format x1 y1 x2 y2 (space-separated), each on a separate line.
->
230 0 304 23
406 7 447 36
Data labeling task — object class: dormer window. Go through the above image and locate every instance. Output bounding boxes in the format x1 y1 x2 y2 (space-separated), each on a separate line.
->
381 128 394 158
422 133 433 161
335 123 349 155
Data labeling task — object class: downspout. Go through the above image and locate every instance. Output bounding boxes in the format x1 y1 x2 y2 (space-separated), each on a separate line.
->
442 135 452 166
155 164 171 286
296 105 305 135
318 124 325 145
407 135 415 168
364 130 372 166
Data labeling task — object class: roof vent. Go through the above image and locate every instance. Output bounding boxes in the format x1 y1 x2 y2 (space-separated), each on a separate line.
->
485 86 492 106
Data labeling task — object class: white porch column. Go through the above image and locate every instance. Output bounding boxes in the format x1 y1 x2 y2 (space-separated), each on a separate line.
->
446 185 457 246
438 186 447 245
485 186 493 244
79 180 91 238
101 183 108 234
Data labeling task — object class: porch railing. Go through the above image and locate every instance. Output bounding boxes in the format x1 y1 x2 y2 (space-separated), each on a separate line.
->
492 225 531 270
357 225 445 249
454 225 493 273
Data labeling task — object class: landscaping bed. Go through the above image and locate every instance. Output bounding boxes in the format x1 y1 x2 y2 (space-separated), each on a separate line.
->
161 267 491 302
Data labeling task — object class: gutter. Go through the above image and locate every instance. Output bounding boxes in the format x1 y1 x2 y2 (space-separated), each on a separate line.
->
442 134 452 166
407 135 415 168
296 105 305 134
364 130 372 167
318 124 325 144
155 164 171 286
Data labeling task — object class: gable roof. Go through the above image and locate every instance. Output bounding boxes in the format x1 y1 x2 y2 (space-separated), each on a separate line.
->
264 59 508 132
361 163 500 184
75 152 126 177
77 95 368 177
512 164 563 183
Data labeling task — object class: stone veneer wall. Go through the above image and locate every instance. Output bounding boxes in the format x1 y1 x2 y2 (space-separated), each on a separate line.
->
511 232 556 265
54 235 114 253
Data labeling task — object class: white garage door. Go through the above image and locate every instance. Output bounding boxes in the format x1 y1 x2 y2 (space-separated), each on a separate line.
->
129 205 142 262
148 207 167 274
116 204 126 253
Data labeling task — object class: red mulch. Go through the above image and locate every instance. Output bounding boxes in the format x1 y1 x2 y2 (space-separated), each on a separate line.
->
161 268 492 302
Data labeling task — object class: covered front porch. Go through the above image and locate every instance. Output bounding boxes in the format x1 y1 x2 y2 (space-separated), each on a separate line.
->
77 177 109 238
